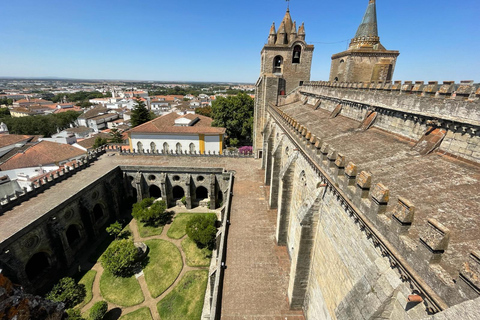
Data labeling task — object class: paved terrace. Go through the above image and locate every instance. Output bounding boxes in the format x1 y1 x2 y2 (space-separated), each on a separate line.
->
278 101 480 280
0 154 304 319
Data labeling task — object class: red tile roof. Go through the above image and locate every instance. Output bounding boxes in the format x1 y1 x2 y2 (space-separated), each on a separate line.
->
0 141 86 171
128 113 225 135
0 135 34 148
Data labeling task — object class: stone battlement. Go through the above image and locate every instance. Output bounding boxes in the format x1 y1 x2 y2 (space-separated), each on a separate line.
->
303 80 480 103
266 102 480 312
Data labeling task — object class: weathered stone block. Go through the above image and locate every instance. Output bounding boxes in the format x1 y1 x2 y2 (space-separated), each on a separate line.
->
392 197 415 225
356 171 372 189
420 219 450 253
345 162 358 177
371 183 389 205
459 251 480 295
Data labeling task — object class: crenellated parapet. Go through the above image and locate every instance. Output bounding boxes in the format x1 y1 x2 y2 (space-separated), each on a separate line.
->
267 103 480 313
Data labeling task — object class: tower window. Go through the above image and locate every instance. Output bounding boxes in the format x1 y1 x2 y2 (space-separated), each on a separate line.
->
273 56 283 73
292 45 302 64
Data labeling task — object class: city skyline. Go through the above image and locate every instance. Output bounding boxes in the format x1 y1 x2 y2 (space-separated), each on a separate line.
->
1 0 478 83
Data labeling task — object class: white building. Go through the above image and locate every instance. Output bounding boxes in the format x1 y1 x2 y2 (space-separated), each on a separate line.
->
128 113 225 154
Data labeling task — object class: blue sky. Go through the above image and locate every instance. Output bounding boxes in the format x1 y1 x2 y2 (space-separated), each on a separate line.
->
0 0 478 83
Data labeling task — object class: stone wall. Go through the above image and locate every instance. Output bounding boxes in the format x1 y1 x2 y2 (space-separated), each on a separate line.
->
261 101 480 319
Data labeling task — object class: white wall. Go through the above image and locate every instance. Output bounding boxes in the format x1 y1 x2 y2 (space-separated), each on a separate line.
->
130 133 221 154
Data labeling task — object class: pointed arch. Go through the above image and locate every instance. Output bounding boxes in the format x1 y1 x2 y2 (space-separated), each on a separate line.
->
292 45 302 64
273 55 283 73
137 141 143 153
176 143 182 153
150 142 156 153
163 142 169 153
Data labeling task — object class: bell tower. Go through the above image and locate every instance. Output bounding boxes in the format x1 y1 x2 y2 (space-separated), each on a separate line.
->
253 8 314 156
329 0 399 83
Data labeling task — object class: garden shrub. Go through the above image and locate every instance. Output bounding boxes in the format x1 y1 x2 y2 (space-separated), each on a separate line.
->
186 214 217 250
46 277 86 309
101 239 138 277
89 301 108 320
132 198 170 226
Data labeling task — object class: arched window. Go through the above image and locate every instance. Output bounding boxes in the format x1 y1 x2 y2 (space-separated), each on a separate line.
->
150 142 156 153
93 204 104 222
176 143 182 153
334 77 339 82
189 143 195 153
273 56 283 73
163 142 169 153
292 45 302 64
137 141 143 153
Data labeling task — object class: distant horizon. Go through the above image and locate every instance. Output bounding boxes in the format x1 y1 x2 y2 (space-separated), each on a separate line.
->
1 0 478 82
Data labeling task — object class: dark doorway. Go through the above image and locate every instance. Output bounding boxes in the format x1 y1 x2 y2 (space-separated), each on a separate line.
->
93 204 103 222
196 186 208 200
66 225 81 247
25 252 50 281
149 185 162 198
217 190 224 207
172 186 185 200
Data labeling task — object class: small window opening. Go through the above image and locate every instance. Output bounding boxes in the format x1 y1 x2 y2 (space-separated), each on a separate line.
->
292 45 301 64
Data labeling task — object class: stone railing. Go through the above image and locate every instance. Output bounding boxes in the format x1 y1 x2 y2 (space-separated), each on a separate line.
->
202 171 234 320
0 148 106 214
267 104 480 313
118 148 254 158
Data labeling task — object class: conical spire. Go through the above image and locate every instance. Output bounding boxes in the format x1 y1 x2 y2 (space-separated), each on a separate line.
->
280 8 294 34
289 21 297 43
276 21 286 45
298 22 305 40
349 0 382 49
354 0 378 39
269 22 276 35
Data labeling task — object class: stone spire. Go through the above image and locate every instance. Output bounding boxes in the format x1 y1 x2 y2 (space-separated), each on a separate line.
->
280 8 294 35
349 0 381 49
289 21 297 43
268 22 276 44
298 22 305 40
276 21 286 45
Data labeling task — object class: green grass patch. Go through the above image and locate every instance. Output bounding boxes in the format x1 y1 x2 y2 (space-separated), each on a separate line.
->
75 270 97 309
99 270 144 307
157 270 208 320
143 240 183 298
181 237 212 267
167 213 217 239
119 307 153 320
137 220 163 238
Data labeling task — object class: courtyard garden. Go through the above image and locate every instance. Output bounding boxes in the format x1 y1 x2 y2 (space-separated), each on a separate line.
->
50 198 218 319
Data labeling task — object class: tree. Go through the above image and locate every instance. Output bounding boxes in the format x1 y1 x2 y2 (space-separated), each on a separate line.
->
106 221 122 238
101 239 138 277
89 301 108 320
46 277 86 309
130 99 151 127
186 214 217 250
0 111 81 137
109 128 124 143
93 137 108 148
132 198 170 226
66 308 85 320
195 106 212 118
211 93 254 147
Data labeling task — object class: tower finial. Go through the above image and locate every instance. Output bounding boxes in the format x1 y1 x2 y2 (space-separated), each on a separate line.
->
286 0 290 10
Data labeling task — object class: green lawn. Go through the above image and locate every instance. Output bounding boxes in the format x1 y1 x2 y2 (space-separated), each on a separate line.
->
119 307 153 320
181 237 212 267
75 270 97 309
157 270 209 320
99 270 144 307
137 221 163 238
143 240 183 298
167 213 217 239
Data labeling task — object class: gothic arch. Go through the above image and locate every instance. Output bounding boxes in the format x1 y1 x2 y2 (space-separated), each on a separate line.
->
137 141 143 152
292 45 302 64
25 252 51 281
163 142 169 153
189 143 196 153
176 143 182 153
66 224 82 248
150 142 156 153
172 186 185 200
149 184 162 198
273 55 283 73
195 186 208 200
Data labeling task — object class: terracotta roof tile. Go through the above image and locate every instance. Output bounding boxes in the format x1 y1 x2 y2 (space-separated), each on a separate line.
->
0 134 34 148
0 141 86 171
128 113 225 135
